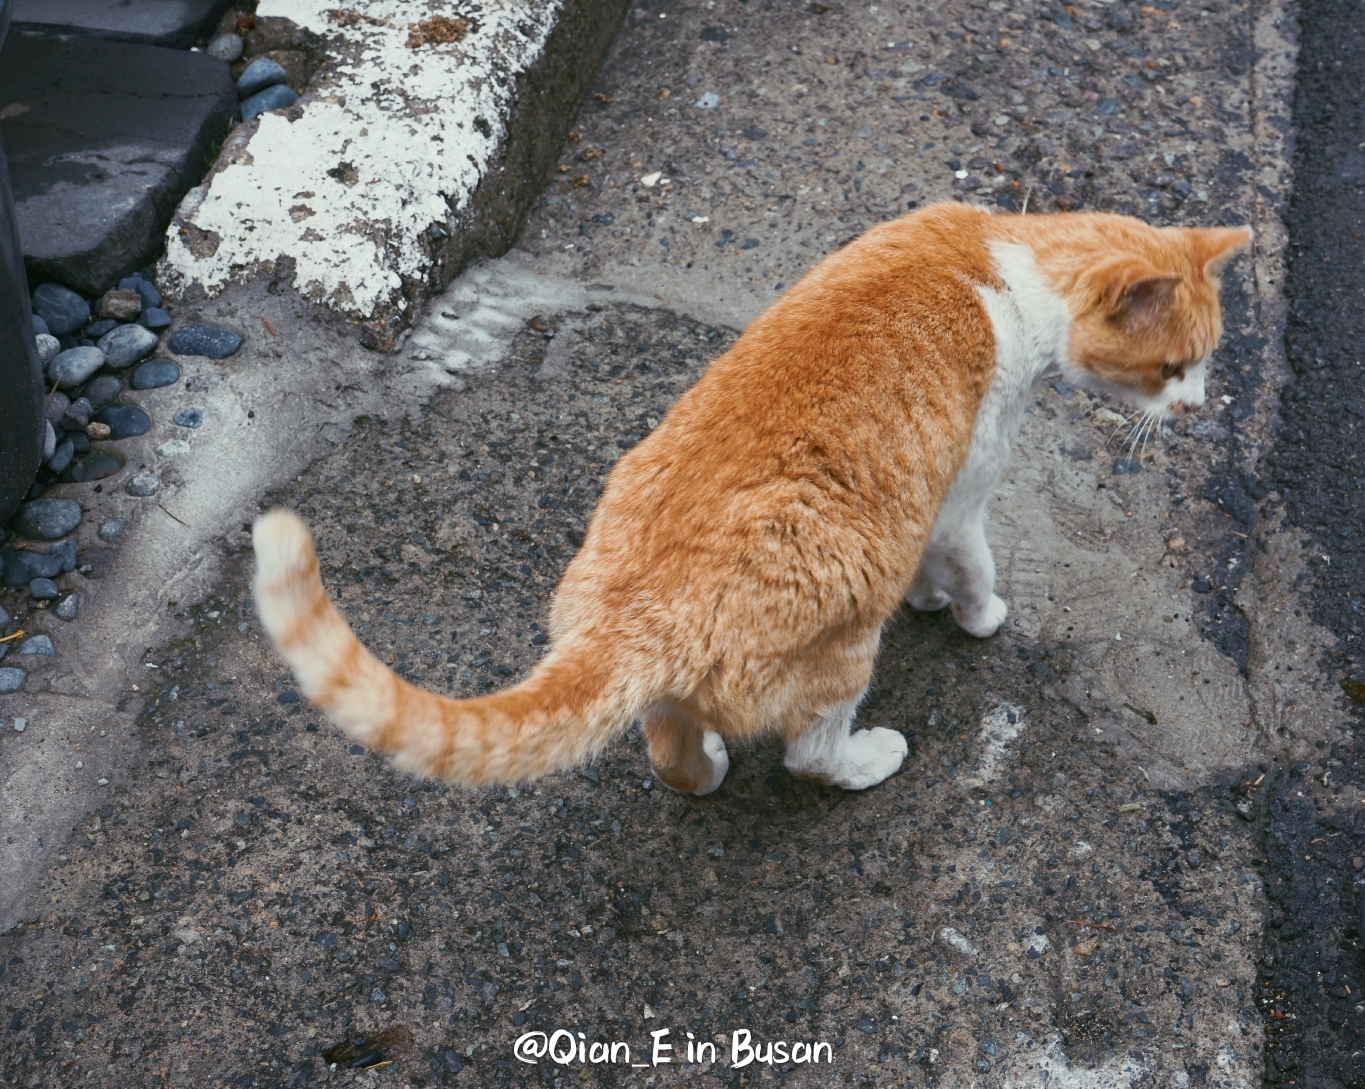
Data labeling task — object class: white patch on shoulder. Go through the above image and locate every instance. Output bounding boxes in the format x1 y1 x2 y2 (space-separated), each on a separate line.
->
936 243 1071 520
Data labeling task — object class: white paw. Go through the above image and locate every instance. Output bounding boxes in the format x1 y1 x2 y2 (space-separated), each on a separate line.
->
833 727 908 790
908 587 951 612
952 594 1008 638
693 730 730 795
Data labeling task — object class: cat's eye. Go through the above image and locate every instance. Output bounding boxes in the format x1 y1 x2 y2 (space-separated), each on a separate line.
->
1160 362 1185 381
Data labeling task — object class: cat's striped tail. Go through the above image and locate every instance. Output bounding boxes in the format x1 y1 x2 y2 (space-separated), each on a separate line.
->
251 509 648 786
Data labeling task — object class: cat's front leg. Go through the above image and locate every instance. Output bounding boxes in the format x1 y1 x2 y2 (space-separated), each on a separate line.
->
916 518 1008 638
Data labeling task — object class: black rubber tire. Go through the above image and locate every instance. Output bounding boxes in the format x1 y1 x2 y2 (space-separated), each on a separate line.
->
0 0 45 526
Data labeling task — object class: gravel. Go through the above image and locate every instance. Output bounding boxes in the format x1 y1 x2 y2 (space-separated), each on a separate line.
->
97 323 159 368
125 472 161 497
28 578 59 601
139 307 172 330
10 498 82 540
54 592 81 621
0 549 64 585
131 358 181 389
15 634 55 657
85 375 124 408
208 32 244 62
98 517 128 543
93 404 152 440
48 345 105 389
98 288 143 321
35 333 60 366
236 56 288 97
30 282 90 336
0 668 24 694
241 84 299 122
173 407 204 428
167 324 242 359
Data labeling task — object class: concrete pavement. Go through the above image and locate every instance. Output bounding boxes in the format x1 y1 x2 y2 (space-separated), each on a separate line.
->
1 0 1344 1086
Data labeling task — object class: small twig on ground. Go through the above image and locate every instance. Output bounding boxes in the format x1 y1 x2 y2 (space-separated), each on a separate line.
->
0 630 26 644
262 317 277 336
1067 917 1116 932
157 503 190 528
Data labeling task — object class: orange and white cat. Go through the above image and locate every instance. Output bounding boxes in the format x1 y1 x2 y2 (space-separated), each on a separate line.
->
253 202 1249 796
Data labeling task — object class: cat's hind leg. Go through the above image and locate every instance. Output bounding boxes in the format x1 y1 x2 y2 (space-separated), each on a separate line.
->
784 698 908 790
642 702 730 796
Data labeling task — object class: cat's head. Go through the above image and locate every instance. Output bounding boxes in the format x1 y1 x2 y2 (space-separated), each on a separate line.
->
1062 222 1251 418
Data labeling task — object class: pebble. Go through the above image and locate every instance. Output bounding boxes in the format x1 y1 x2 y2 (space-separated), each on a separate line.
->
157 439 191 458
59 397 92 430
0 604 10 629
84 318 117 339
11 498 82 540
35 334 60 366
237 57 289 98
43 393 70 426
42 420 56 461
0 669 24 695
48 440 75 474
31 283 90 336
50 539 76 572
98 323 159 368
29 578 59 600
31 314 49 336
119 276 161 309
0 550 63 585
126 472 161 497
168 324 242 359
12 717 24 731
84 422 111 441
208 32 244 62
49 346 106 389
131 359 181 390
98 518 128 543
939 927 980 957
67 453 123 482
173 407 204 429
93 404 152 440
99 289 143 321
139 308 172 330
241 84 299 122
16 634 55 657
85 375 124 408
54 592 80 621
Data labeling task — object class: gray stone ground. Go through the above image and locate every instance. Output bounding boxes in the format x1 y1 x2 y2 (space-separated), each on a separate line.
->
1 0 1348 1086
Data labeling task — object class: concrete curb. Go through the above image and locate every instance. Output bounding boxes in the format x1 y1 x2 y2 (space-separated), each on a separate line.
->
160 0 631 347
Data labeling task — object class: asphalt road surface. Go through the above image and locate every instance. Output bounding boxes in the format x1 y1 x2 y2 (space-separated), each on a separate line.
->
3 0 1355 1087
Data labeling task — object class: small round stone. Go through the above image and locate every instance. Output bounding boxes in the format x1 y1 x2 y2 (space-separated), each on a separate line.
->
173 407 204 429
11 498 82 540
118 276 161 309
36 333 60 366
32 314 50 337
93 405 152 440
42 420 56 461
241 83 299 122
54 592 81 621
85 375 124 408
157 439 191 458
43 392 70 426
16 634 55 657
139 308 172 330
131 359 181 390
47 440 75 474
126 472 161 497
99 289 143 321
29 578 59 601
84 318 117 339
68 453 123 482
31 284 90 336
84 422 111 441
237 56 288 97
98 518 128 543
208 32 244 61
98 324 159 369
168 324 242 359
48 346 105 389
0 668 25 694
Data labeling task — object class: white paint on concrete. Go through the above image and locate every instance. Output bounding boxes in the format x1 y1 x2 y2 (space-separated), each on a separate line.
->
161 0 563 317
963 701 1028 787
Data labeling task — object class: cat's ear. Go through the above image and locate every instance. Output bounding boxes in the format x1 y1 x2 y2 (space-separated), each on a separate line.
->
1193 226 1252 276
1106 269 1183 326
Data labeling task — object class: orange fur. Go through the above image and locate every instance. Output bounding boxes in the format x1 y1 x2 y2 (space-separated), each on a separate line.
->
253 202 1249 792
